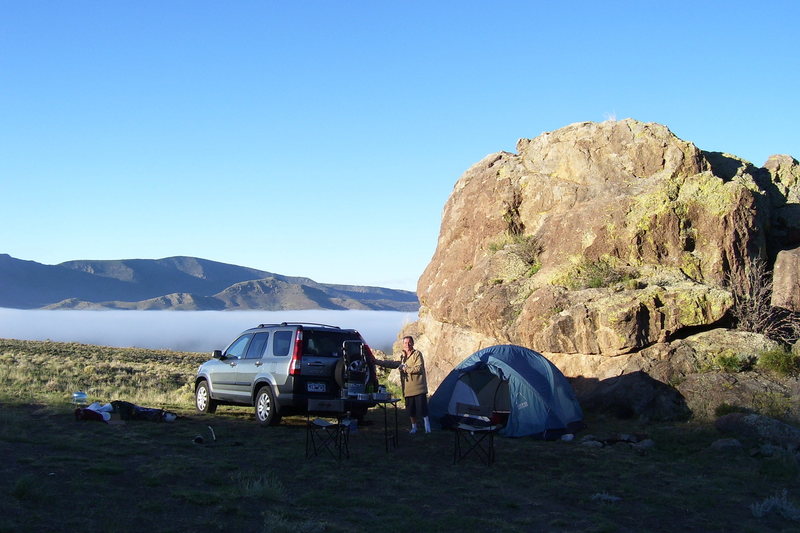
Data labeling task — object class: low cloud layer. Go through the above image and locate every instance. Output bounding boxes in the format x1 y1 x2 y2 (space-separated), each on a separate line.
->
0 309 417 353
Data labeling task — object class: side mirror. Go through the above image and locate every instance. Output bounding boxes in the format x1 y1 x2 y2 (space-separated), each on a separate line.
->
212 349 223 359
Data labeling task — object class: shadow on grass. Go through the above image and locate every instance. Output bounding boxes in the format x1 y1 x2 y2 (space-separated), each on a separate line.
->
0 401 798 532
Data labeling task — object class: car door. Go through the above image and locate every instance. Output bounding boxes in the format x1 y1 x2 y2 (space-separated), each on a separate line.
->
266 328 294 401
211 334 252 401
233 331 270 400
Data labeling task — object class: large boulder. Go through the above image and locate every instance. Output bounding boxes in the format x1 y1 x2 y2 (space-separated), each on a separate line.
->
715 412 800 451
407 119 800 419
772 247 800 311
762 154 800 249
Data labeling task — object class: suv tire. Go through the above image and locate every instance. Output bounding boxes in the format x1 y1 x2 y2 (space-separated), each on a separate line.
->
195 380 218 414
255 386 281 426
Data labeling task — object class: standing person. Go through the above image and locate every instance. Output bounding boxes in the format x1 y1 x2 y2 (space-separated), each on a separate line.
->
399 335 430 434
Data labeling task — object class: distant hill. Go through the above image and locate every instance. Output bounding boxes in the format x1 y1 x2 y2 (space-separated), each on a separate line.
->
0 254 418 311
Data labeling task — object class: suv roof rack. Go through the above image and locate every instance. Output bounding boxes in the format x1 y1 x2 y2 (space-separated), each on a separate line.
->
256 322 342 329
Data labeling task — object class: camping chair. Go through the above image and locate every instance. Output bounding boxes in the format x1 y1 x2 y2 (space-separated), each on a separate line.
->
305 399 351 460
453 402 504 465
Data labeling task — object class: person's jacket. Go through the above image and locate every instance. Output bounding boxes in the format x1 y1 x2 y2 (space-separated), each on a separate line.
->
400 349 428 397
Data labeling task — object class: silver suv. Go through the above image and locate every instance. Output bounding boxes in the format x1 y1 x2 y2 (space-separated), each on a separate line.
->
194 322 378 425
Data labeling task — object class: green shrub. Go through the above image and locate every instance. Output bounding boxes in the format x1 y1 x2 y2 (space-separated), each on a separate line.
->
512 234 542 267
752 391 794 420
489 233 542 269
562 257 637 290
714 349 755 373
488 240 505 253
487 233 543 279
525 262 542 277
757 347 800 377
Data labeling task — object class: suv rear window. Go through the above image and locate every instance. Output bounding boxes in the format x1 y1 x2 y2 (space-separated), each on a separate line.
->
304 330 361 357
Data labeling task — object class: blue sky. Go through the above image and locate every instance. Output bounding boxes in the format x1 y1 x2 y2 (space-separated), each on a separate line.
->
2 1 798 292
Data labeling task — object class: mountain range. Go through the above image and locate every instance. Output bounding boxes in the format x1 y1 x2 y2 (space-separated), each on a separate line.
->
0 254 418 311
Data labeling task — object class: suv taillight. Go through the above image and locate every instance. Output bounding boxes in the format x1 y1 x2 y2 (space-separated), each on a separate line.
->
289 330 303 375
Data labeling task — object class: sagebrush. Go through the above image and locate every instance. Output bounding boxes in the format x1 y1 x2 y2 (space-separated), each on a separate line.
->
726 258 800 345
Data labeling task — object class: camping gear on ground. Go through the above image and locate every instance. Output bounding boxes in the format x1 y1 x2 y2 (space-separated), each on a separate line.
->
72 391 88 405
111 400 177 422
74 400 178 423
429 344 584 439
74 402 111 422
306 398 352 460
453 402 505 465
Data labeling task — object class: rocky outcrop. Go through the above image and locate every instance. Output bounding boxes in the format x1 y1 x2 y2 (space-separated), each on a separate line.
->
406 119 800 419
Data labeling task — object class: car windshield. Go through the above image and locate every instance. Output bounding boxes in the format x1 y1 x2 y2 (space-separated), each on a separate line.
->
303 330 360 357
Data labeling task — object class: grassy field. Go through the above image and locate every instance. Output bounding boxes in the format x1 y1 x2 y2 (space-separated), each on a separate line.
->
1 338 799 532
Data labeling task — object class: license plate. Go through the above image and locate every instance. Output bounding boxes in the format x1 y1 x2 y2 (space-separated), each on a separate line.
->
307 382 326 393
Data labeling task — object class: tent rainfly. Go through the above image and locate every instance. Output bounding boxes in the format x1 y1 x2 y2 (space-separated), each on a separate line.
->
429 344 584 438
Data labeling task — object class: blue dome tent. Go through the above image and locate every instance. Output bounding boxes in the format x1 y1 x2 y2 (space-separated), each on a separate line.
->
429 345 584 438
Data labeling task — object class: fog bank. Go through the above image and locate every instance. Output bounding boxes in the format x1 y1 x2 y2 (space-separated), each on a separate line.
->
0 309 417 353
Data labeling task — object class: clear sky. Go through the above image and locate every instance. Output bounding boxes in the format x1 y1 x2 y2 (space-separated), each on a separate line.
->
2 1 798 292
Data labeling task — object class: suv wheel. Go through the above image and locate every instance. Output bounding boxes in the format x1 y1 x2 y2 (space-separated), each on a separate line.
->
255 386 281 426
195 380 217 414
